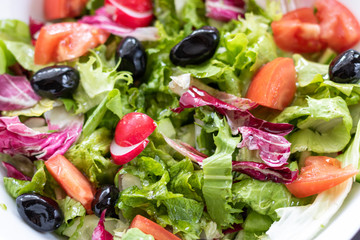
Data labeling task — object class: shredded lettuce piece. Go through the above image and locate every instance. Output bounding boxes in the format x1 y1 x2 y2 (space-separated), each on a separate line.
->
202 115 240 228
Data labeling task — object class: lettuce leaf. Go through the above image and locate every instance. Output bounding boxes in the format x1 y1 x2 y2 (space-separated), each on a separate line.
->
274 97 352 153
73 50 133 114
294 55 360 106
65 128 119 186
57 196 86 223
232 178 308 221
122 228 155 240
202 114 241 228
3 160 47 198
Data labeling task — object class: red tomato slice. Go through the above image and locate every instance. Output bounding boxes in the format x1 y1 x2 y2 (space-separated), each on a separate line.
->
44 0 88 20
45 155 95 213
271 8 325 53
315 0 360 53
105 0 153 28
286 156 358 198
130 215 181 240
114 112 157 147
34 23 109 65
245 57 296 111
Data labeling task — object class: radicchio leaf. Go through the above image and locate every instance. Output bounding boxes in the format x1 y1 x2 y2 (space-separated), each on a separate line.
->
0 74 41 111
161 133 207 165
169 74 258 110
0 107 83 160
92 210 113 240
173 86 293 136
237 126 291 167
232 161 298 183
29 17 44 40
79 7 159 41
205 0 246 22
1 161 31 181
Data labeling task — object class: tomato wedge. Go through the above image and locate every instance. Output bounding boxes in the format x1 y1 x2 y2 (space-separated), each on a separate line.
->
44 0 88 20
114 112 157 147
286 156 358 198
130 215 181 240
34 23 109 65
315 0 360 53
271 8 325 53
245 57 296 111
45 155 95 213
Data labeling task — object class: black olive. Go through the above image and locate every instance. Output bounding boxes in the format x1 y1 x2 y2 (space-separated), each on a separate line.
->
170 26 220 66
92 185 119 218
115 37 147 79
329 49 360 83
16 193 64 232
31 66 80 99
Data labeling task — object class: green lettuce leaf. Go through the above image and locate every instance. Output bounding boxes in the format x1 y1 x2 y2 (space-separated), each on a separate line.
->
73 50 133 113
232 179 309 220
0 19 30 42
122 228 155 240
294 55 360 106
57 196 86 223
274 97 352 153
65 128 119 186
4 160 48 198
202 115 241 228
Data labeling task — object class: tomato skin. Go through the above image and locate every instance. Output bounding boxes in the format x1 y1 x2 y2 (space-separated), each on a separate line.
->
44 0 88 20
114 112 157 147
245 57 296 111
45 155 95 213
315 0 360 53
34 23 109 65
271 8 325 53
105 0 153 28
130 215 181 240
286 156 358 198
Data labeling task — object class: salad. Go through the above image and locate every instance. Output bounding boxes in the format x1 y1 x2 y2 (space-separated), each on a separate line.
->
1 0 360 239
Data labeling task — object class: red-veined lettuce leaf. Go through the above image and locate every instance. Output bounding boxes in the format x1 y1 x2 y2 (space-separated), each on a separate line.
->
205 0 246 22
237 126 291 167
232 161 297 184
0 106 83 160
1 161 31 181
173 86 293 136
92 210 113 240
0 74 40 111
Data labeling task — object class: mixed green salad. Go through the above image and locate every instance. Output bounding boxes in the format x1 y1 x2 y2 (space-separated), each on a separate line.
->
1 0 360 239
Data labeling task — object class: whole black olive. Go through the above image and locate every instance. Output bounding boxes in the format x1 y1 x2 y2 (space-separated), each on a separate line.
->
115 37 147 79
31 66 80 99
16 193 64 232
92 185 119 218
329 49 360 83
170 26 220 66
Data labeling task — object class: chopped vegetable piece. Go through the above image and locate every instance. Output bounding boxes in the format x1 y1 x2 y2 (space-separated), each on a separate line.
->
315 0 360 53
245 57 296 110
130 215 181 240
271 8 325 53
45 155 95 213
286 156 358 198
34 23 109 65
44 0 88 20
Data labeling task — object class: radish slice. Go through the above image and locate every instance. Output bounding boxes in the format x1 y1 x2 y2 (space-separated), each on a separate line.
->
114 112 157 147
110 138 149 165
